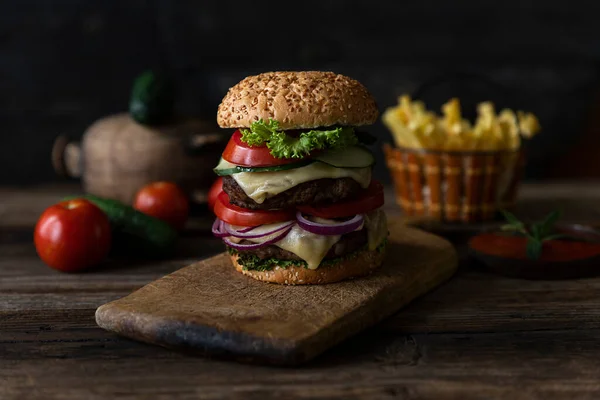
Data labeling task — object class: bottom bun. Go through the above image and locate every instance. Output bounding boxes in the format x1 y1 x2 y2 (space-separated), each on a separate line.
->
230 246 386 285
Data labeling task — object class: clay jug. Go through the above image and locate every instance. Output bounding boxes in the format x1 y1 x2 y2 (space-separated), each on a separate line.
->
52 114 227 204
52 69 229 204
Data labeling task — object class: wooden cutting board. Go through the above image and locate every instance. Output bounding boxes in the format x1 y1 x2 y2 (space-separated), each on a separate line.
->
95 217 458 365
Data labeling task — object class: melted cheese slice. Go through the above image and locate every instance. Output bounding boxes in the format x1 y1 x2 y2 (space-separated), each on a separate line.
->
363 208 388 250
226 209 388 270
231 162 372 204
275 225 341 270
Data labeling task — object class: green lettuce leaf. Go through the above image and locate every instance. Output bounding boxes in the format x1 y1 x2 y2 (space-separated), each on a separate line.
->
239 118 359 159
239 118 279 146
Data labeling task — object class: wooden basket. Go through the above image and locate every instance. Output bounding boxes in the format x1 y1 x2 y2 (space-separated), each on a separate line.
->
383 144 524 223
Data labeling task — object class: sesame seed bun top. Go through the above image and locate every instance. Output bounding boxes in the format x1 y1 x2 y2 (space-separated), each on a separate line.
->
217 71 379 130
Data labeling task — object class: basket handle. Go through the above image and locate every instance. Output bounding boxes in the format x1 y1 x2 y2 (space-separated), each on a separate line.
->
183 132 228 157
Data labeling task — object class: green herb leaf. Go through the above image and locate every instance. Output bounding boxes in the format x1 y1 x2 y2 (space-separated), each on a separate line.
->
530 223 542 240
240 119 359 159
501 210 522 227
538 210 562 238
499 208 563 260
501 224 521 232
526 239 543 260
500 210 526 235
542 233 569 241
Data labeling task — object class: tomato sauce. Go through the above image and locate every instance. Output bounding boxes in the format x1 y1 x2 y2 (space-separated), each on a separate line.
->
470 233 600 262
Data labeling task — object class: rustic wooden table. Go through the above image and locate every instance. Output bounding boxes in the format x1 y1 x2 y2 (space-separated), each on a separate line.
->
2 183 600 399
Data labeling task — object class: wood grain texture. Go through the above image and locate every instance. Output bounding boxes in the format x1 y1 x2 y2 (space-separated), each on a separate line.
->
5 184 600 399
95 218 458 364
3 329 600 400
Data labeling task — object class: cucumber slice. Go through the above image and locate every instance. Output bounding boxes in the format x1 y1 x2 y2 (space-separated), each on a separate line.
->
213 158 313 176
314 145 375 168
213 158 239 176
213 145 374 176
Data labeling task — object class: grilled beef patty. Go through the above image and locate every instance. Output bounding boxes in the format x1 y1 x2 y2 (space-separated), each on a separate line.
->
230 229 367 261
222 177 363 210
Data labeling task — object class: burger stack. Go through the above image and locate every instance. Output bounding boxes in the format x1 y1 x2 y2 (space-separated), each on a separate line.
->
210 71 388 285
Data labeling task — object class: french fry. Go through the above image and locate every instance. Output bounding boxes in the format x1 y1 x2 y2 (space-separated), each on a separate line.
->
442 98 462 134
383 111 417 149
383 95 439 150
441 98 478 151
473 102 495 150
383 95 541 152
498 109 520 150
517 111 541 139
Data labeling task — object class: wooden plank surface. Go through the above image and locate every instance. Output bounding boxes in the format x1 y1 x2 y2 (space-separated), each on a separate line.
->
3 328 600 399
95 220 457 364
2 183 600 399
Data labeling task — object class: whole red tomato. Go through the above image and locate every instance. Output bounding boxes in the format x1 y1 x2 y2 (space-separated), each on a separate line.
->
134 181 189 230
207 177 223 212
34 199 112 272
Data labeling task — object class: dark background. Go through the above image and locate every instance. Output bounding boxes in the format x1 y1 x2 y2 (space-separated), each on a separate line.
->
2 0 600 186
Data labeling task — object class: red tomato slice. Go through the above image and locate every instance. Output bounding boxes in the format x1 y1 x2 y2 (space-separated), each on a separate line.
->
221 130 302 167
207 177 223 212
214 192 295 226
298 180 385 218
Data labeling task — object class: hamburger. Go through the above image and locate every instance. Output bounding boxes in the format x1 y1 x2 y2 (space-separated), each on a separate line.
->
210 71 388 284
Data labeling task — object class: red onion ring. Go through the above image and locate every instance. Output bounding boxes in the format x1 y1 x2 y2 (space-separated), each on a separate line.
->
212 218 229 238
223 226 292 250
237 226 257 233
224 221 294 239
296 211 363 236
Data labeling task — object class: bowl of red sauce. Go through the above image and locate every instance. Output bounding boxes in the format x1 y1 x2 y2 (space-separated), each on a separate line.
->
468 224 600 280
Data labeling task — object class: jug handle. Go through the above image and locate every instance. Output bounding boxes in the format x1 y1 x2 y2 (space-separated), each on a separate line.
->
184 133 227 156
52 135 82 178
